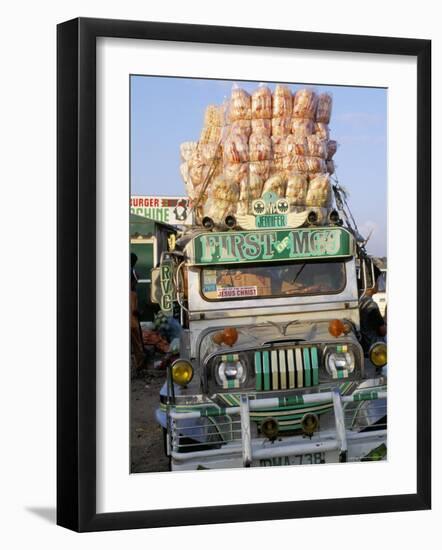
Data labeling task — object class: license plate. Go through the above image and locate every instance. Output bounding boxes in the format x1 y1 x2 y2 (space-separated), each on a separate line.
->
257 452 325 467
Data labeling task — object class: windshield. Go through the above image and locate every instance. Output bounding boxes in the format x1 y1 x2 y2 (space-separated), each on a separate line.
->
201 260 346 301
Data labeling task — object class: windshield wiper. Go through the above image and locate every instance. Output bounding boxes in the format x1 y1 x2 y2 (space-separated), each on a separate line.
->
291 263 307 286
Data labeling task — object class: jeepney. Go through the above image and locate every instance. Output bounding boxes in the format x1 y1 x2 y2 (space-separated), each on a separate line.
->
152 195 387 471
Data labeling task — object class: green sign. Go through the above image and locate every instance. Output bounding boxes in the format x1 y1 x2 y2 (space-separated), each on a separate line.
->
256 214 287 228
191 227 353 266
160 261 174 315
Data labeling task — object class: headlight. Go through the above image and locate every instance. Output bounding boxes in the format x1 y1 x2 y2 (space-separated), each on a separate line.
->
171 359 194 386
369 342 387 367
324 344 356 378
213 354 249 389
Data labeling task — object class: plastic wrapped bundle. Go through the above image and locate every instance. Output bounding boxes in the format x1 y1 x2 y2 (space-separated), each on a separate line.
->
200 125 222 144
202 198 236 225
271 137 285 173
286 155 309 173
285 134 308 156
286 173 308 206
249 133 272 161
306 157 327 173
251 118 272 136
229 88 251 121
306 174 332 207
262 173 287 197
187 160 211 187
248 172 265 199
224 162 248 186
238 173 265 214
272 85 293 118
231 119 252 138
188 183 208 204
326 160 335 175
239 173 264 200
204 104 223 127
283 137 306 172
180 141 197 162
291 118 315 138
251 85 272 119
326 140 338 159
272 117 291 138
306 135 327 158
187 145 222 188
180 162 189 184
293 89 318 119
249 159 271 181
203 174 240 225
316 93 333 124
314 122 330 140
223 133 249 163
210 174 240 203
283 154 300 173
198 143 222 163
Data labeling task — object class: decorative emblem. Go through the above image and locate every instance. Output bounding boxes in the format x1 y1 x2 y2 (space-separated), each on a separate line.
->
237 192 308 230
253 199 266 215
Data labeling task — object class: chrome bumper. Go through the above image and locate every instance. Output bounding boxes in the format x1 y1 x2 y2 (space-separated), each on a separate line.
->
166 388 387 470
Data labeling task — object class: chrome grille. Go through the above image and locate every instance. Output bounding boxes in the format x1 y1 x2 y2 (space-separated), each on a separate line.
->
254 346 320 391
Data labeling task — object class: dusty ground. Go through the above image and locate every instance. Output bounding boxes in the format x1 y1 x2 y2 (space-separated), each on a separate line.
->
130 359 170 473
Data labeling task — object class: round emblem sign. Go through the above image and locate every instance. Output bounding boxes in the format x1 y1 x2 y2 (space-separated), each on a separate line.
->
253 199 266 215
276 199 289 214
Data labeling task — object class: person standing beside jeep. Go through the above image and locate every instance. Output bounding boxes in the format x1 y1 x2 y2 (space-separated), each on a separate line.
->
359 269 387 355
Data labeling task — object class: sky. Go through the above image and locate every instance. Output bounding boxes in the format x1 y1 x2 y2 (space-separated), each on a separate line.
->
130 76 387 257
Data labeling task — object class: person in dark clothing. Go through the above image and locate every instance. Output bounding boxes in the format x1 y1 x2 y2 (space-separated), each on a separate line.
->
359 270 387 354
130 252 145 370
131 252 139 291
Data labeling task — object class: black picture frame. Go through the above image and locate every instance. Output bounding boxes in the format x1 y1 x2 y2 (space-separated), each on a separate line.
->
57 17 431 532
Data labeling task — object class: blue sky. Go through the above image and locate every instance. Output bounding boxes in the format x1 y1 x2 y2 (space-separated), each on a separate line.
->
131 76 387 256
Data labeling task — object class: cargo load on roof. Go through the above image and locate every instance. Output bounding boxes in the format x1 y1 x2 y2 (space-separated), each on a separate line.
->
179 84 339 230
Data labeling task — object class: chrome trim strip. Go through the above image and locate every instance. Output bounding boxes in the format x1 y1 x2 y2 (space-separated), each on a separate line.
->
240 394 252 467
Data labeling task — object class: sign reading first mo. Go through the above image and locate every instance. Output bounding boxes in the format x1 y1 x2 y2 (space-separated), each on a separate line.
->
191 227 353 266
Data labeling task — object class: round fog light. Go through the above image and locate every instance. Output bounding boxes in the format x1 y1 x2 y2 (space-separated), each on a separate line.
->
369 342 387 368
261 417 279 440
301 413 319 436
171 359 194 386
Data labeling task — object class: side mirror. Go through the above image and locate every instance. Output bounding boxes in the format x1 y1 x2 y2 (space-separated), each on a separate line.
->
362 258 376 291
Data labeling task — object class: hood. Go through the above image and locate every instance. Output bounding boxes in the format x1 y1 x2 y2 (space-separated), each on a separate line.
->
198 319 359 363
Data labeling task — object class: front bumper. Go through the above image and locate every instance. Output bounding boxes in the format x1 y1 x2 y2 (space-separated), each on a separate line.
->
162 387 387 470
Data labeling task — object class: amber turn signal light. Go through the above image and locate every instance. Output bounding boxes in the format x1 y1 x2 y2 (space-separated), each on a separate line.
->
212 327 239 347
328 319 345 337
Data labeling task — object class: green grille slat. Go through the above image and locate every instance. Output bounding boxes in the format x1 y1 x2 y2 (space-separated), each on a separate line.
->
254 351 263 390
262 351 271 391
295 348 303 387
311 347 319 385
303 347 312 386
